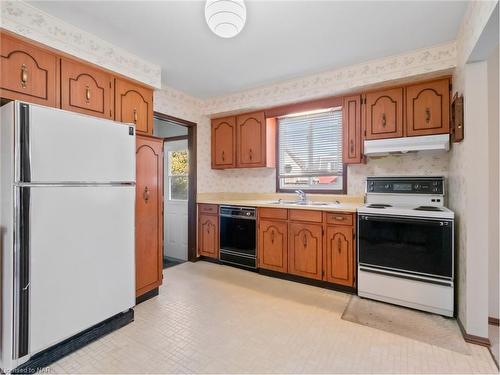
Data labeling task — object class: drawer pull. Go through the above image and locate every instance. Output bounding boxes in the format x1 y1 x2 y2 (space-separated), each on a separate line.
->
20 64 28 88
382 113 387 127
334 216 345 220
425 108 431 123
133 108 138 123
85 86 91 103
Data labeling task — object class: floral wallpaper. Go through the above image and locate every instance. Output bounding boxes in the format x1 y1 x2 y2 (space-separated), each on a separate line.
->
0 1 161 88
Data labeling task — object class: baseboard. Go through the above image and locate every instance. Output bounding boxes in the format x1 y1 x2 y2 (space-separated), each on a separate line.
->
457 317 491 347
13 309 134 374
136 287 159 305
489 317 499 326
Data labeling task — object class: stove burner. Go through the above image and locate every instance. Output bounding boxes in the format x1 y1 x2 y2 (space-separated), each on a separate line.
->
367 204 392 209
414 206 443 211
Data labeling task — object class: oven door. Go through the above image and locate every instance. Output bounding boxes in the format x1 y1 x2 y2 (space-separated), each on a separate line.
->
358 215 453 280
219 216 256 256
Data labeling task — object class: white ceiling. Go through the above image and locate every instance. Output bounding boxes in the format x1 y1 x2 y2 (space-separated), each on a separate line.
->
28 1 468 98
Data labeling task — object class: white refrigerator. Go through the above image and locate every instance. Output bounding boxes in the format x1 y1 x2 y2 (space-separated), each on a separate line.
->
0 101 136 371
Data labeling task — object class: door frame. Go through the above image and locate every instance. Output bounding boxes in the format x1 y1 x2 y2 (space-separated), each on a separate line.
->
154 111 197 262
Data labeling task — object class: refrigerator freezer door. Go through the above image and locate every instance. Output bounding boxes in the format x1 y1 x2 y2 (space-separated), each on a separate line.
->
18 103 135 183
27 185 135 355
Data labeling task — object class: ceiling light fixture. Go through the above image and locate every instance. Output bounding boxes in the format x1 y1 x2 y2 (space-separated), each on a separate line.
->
205 0 246 39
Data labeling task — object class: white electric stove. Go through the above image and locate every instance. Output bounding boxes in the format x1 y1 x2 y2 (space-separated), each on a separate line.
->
357 176 455 317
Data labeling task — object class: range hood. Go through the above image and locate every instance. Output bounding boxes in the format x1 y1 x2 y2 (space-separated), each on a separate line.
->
363 134 450 156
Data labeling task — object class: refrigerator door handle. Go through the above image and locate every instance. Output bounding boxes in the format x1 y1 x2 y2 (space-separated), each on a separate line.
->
14 186 30 359
19 103 31 183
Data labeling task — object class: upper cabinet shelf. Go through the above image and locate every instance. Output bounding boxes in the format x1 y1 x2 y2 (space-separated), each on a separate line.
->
211 111 276 169
0 31 154 135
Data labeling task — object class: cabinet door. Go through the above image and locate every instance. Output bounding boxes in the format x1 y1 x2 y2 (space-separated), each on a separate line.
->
236 111 266 167
343 95 363 163
136 136 164 297
198 214 219 258
0 32 58 107
406 79 450 136
324 226 354 287
365 88 404 140
288 223 323 280
115 78 153 135
61 58 113 119
258 220 288 273
211 116 236 169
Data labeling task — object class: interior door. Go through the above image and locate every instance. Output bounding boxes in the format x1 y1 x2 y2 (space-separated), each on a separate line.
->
164 140 189 261
21 103 135 183
27 185 135 355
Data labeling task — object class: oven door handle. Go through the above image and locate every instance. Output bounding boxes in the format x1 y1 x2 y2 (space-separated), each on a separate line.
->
359 215 452 226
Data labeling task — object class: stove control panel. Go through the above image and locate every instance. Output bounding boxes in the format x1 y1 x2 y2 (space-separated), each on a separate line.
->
366 177 444 195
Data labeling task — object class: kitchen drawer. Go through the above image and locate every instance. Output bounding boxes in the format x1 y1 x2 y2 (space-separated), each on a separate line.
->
259 207 287 220
325 212 354 226
198 204 218 215
289 209 323 223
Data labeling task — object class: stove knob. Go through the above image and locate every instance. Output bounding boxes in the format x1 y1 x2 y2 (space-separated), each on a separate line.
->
384 184 391 189
432 181 439 186
432 187 439 193
414 184 421 190
369 186 374 191
245 212 251 217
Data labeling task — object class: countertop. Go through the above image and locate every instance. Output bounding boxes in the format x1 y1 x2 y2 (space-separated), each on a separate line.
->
197 192 364 213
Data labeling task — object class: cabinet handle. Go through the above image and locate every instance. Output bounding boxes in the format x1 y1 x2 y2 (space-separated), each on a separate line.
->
303 234 307 248
350 140 354 154
382 113 387 127
335 216 345 221
207 224 210 235
338 237 342 254
221 151 225 161
133 108 138 123
425 108 431 123
271 230 275 244
20 64 28 88
143 186 150 202
249 148 253 161
85 86 91 103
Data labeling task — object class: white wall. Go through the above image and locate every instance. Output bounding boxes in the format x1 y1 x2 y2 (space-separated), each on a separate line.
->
488 46 499 320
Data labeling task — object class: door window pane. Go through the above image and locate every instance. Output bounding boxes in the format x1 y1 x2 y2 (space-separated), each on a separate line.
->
168 150 188 200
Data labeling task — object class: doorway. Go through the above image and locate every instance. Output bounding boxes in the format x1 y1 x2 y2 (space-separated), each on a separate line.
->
153 112 197 267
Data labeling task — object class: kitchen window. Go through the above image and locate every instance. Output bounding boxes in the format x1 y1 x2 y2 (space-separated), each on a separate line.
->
277 107 345 192
167 150 188 200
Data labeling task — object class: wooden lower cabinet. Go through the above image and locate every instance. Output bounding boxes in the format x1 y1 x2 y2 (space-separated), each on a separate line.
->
324 226 355 287
135 136 164 298
256 208 356 288
198 213 219 258
288 222 323 280
258 220 288 273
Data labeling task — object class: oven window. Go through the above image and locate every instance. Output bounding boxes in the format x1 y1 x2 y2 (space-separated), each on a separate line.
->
358 216 453 278
219 216 256 255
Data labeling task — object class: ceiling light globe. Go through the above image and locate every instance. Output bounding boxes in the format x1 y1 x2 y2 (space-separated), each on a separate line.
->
205 0 246 38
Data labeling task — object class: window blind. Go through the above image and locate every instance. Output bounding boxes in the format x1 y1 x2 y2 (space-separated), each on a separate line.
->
278 109 343 178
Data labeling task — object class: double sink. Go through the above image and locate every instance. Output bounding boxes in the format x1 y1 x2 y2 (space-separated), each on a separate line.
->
258 199 341 207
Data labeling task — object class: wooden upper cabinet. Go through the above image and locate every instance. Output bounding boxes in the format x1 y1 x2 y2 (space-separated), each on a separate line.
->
288 223 323 280
211 116 236 169
258 220 288 273
324 226 354 287
115 78 153 135
198 213 219 258
364 87 404 140
61 58 113 119
236 111 266 167
406 78 450 137
0 32 58 107
136 135 164 297
342 95 363 163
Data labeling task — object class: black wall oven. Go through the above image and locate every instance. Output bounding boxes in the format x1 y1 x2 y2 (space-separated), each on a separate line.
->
219 206 256 269
358 214 453 282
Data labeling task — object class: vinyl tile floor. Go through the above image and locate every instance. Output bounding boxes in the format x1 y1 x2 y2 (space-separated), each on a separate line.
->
49 261 498 374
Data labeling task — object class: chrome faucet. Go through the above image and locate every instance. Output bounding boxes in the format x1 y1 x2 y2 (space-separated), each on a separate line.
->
295 190 307 204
